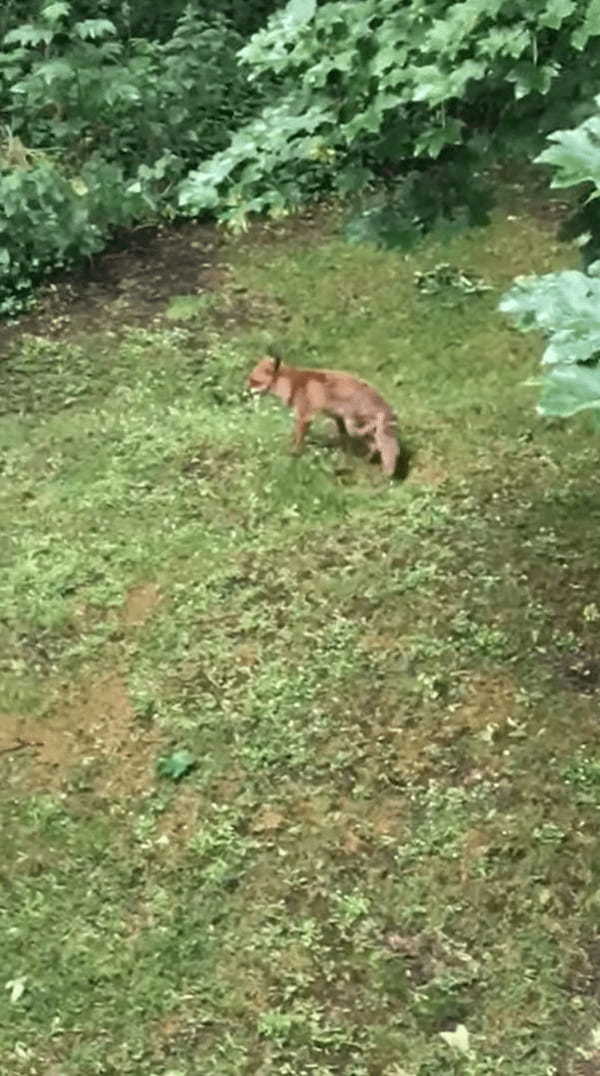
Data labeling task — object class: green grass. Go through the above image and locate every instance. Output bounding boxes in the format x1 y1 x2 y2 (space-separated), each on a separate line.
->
2 193 600 1075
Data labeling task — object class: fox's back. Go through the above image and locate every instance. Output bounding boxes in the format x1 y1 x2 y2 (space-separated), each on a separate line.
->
298 368 394 421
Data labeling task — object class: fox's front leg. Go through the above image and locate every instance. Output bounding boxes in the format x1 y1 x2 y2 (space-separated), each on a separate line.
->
292 411 311 452
334 417 349 443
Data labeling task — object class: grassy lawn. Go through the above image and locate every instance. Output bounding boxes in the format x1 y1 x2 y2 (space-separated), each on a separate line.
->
2 182 600 1075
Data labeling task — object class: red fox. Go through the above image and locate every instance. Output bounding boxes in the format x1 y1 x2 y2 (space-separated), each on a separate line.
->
247 354 399 476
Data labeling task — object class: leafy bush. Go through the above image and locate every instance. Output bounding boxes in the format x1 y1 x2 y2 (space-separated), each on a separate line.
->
0 1 269 313
1 3 260 172
179 0 600 231
0 0 282 44
500 96 600 418
0 155 150 317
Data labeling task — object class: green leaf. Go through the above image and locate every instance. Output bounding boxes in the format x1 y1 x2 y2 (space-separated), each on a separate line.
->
536 110 600 188
499 269 600 365
538 363 600 416
156 749 196 781
74 19 116 40
335 163 372 195
4 24 53 47
414 117 464 158
476 25 530 59
41 2 70 23
36 59 73 85
539 0 576 30
344 203 421 252
507 62 559 100
286 0 316 26
572 0 600 49
411 59 485 106
410 65 454 104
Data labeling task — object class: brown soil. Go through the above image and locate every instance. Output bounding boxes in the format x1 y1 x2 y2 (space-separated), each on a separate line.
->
450 673 517 733
121 582 162 628
0 670 162 796
0 206 336 359
0 221 225 357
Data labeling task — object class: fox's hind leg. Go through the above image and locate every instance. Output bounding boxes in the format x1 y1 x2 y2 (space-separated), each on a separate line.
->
378 432 399 476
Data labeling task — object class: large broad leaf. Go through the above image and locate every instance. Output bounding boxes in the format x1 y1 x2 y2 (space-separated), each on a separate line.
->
499 269 600 365
535 105 600 188
538 363 600 416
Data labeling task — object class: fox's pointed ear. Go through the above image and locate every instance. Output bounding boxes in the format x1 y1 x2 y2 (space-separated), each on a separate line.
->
270 352 282 374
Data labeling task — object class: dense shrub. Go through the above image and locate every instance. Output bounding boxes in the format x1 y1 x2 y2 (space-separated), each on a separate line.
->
0 1 269 313
179 0 600 234
0 154 151 316
0 0 282 41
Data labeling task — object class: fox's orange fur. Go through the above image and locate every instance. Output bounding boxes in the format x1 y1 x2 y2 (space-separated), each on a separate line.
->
247 354 399 476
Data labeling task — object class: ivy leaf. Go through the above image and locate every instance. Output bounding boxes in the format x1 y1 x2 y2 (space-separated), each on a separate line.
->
507 61 559 99
572 0 600 49
410 64 454 104
539 0 576 29
414 117 464 159
156 750 196 781
477 25 530 59
538 363 600 416
411 60 485 106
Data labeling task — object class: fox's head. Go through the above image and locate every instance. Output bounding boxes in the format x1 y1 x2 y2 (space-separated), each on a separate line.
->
247 354 282 395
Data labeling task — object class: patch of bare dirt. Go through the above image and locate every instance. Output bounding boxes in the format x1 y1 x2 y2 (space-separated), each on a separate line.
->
121 583 162 628
229 204 337 250
490 162 572 228
558 649 600 695
0 671 162 795
568 1058 600 1076
449 673 517 733
154 783 203 849
0 221 224 356
0 206 336 358
408 459 449 486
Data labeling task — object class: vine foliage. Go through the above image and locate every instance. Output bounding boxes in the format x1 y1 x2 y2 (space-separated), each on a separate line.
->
179 0 600 232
